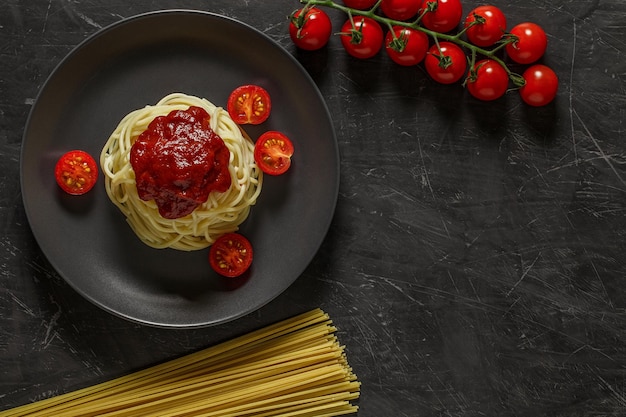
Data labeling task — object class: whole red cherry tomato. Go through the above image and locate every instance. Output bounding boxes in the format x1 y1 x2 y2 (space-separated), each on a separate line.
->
340 17 384 59
424 41 467 84
419 0 463 33
289 7 332 51
385 26 429 66
519 64 558 106
227 84 271 125
505 22 547 64
254 131 294 176
209 233 253 278
465 59 509 101
54 150 98 195
464 5 507 47
381 0 421 21
343 0 378 10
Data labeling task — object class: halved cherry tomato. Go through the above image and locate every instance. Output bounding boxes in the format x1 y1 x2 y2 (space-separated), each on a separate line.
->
54 150 98 195
227 85 271 125
209 233 253 278
254 131 294 176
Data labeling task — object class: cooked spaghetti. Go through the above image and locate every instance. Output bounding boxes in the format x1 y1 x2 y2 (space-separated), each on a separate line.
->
0 309 360 417
100 93 262 251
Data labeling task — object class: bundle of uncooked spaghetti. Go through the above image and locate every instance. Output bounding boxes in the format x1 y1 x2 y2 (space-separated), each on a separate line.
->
0 309 359 417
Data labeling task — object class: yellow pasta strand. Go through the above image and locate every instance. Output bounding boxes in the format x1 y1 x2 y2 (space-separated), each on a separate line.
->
0 309 360 417
100 93 263 251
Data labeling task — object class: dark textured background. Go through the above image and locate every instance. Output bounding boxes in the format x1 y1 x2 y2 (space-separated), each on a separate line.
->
1 1 625 416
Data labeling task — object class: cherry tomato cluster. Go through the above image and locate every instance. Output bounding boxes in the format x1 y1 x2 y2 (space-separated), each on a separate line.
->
289 0 558 106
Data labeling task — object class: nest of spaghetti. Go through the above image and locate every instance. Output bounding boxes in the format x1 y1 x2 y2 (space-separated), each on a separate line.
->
100 93 263 251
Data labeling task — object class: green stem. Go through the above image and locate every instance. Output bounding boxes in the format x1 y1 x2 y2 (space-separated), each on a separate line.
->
300 0 520 82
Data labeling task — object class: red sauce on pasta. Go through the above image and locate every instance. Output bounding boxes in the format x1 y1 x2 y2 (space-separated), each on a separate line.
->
130 106 231 219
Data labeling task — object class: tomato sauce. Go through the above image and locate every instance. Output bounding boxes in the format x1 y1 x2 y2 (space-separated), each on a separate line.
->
130 106 231 219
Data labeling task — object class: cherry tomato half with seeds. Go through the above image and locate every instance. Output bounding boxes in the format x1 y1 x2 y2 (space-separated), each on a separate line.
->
419 0 463 33
254 131 294 176
505 22 547 64
209 233 253 278
343 0 378 10
381 0 421 21
424 41 467 84
54 150 98 195
340 17 384 59
385 26 429 66
466 59 509 101
289 7 332 51
227 85 271 125
519 64 558 106
464 5 507 47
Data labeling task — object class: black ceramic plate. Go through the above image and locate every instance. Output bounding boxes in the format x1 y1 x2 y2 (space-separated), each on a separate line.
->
20 10 339 328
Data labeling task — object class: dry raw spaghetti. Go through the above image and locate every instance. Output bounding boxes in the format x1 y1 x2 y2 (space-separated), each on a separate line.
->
0 309 360 417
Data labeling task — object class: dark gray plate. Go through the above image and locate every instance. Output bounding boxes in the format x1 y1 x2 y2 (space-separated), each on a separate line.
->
20 10 339 328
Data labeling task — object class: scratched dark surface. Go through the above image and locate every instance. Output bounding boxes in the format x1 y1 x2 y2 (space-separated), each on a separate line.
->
1 0 625 416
